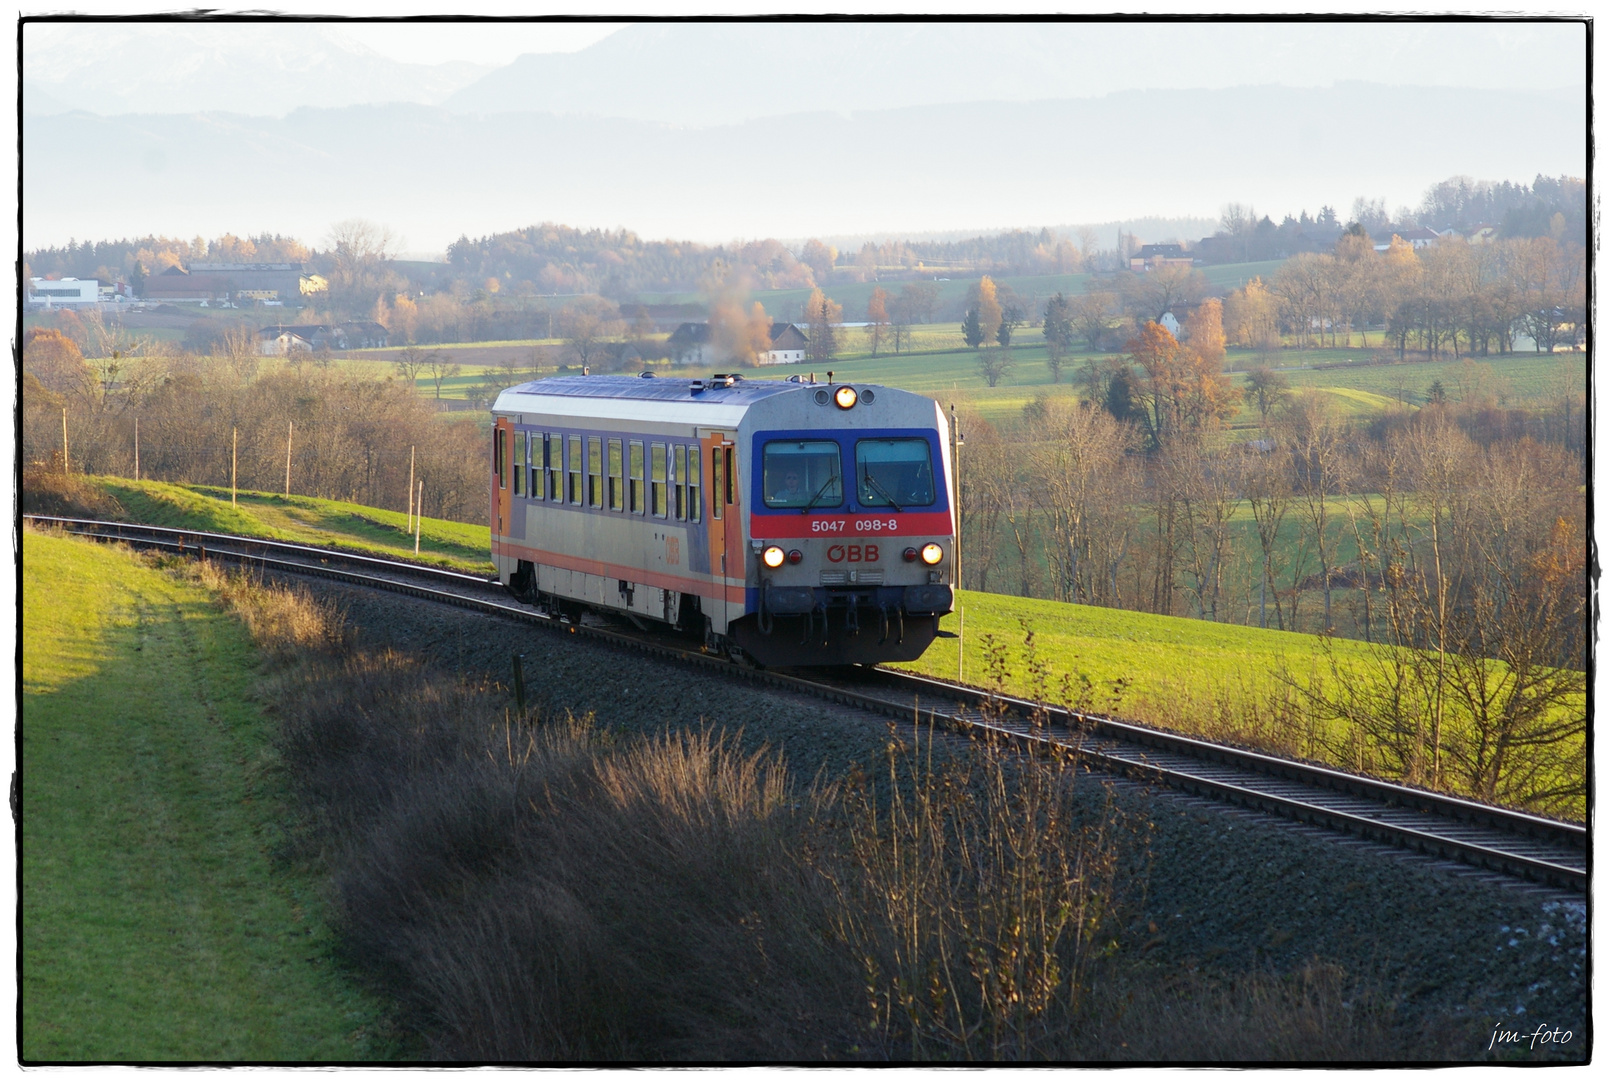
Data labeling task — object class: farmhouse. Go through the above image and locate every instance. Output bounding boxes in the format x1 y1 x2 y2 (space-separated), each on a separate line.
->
256 321 389 354
668 320 811 365
143 262 325 305
1128 243 1195 273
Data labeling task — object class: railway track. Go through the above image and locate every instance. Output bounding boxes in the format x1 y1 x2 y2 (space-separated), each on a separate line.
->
29 515 1588 894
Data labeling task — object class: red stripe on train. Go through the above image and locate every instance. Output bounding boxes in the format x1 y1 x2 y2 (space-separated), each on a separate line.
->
749 511 953 540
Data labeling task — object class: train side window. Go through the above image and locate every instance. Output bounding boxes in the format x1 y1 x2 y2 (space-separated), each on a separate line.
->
711 446 723 520
512 431 525 497
568 435 583 505
546 434 560 501
673 444 687 520
629 440 645 514
687 444 701 523
607 438 624 511
587 436 603 508
724 446 735 506
650 443 668 518
496 427 508 489
537 434 550 502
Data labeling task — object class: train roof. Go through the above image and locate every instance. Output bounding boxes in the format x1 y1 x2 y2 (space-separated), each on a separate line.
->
499 374 799 405
492 373 941 431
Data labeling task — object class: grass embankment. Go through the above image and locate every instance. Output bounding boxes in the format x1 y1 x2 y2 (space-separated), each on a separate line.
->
21 528 392 1060
898 589 1371 755
85 476 494 575
898 589 1585 820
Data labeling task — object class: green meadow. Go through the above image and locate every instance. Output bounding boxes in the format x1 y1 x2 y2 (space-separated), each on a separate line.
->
21 528 394 1059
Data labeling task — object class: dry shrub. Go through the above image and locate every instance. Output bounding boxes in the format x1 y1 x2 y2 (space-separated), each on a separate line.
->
812 720 1141 1061
21 467 128 520
269 646 856 1060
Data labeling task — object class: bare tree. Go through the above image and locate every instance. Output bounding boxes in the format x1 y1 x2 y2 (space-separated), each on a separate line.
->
424 350 461 400
393 345 429 386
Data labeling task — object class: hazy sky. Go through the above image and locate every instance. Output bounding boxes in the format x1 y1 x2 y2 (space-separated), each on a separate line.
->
17 8 1591 253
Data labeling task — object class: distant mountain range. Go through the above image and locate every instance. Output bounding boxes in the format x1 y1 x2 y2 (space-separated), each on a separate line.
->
23 23 493 115
440 21 1585 127
24 83 1586 252
25 21 1584 124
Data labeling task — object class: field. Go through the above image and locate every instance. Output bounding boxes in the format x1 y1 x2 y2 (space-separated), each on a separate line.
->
21 528 392 1059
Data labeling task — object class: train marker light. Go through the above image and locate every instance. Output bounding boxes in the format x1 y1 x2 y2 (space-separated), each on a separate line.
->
762 545 786 568
920 543 944 565
902 547 918 562
787 549 804 564
834 385 858 409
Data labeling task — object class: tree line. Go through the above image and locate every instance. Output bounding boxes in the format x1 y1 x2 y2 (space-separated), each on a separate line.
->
953 364 1585 814
22 328 486 524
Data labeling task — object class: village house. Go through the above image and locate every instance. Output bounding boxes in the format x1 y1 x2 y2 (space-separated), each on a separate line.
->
667 320 810 365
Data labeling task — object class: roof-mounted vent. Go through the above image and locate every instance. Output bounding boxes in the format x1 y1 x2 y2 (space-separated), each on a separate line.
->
639 370 656 378
690 379 706 394
709 373 736 388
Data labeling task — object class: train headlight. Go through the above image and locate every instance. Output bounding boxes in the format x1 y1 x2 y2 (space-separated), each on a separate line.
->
833 385 858 409
762 545 786 568
920 542 945 565
787 549 804 564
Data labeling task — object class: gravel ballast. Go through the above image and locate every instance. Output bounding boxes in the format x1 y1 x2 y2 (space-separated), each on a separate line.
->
307 579 1590 1059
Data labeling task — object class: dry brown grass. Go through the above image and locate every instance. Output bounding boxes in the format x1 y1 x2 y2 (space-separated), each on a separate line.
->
21 466 128 520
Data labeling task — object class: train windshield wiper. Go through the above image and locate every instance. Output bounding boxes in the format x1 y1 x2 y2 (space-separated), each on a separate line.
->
801 473 840 513
862 469 903 511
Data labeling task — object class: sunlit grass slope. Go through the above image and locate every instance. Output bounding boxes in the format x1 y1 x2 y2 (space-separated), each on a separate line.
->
21 529 392 1060
894 587 1372 721
87 477 494 574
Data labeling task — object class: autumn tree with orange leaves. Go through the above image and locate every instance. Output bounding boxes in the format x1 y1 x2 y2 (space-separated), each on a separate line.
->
1120 320 1240 448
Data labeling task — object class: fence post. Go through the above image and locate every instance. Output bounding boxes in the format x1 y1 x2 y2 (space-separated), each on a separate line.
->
511 653 527 716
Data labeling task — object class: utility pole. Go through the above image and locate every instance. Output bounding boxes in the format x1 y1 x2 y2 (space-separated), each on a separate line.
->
408 445 416 534
232 426 238 506
284 420 293 498
61 408 69 475
415 480 423 554
134 417 140 480
949 403 963 592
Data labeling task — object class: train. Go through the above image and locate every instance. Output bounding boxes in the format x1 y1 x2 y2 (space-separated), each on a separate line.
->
490 372 956 667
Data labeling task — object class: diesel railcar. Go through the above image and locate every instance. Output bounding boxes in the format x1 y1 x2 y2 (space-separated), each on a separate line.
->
490 373 955 666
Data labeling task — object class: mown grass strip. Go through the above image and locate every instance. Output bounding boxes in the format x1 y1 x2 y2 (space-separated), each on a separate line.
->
21 529 393 1061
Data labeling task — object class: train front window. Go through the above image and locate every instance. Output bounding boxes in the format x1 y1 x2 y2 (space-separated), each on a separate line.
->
764 440 842 509
855 438 935 508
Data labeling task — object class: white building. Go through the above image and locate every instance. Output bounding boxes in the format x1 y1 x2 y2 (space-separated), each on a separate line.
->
29 277 100 306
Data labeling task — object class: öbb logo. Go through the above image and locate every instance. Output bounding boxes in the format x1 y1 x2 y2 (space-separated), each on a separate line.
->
826 544 879 563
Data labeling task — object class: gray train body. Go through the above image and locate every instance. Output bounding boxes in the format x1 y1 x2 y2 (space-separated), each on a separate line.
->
490 374 955 666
